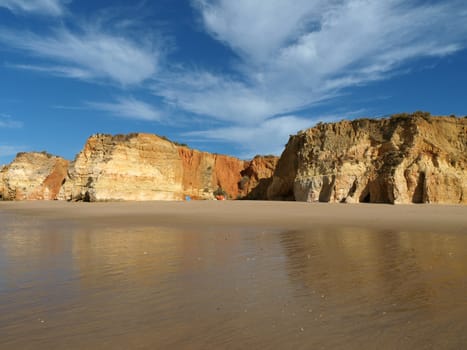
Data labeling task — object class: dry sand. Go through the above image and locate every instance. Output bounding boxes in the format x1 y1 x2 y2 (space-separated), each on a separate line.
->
1 200 466 234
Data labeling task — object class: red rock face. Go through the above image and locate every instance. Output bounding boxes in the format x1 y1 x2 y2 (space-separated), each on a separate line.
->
177 147 247 199
212 154 248 199
1 152 69 200
1 134 279 202
31 158 69 200
58 134 277 201
239 156 279 199
177 149 278 200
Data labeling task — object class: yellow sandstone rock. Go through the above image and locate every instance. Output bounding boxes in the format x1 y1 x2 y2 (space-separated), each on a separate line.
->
0 152 68 200
58 133 277 201
2 113 464 204
267 113 467 204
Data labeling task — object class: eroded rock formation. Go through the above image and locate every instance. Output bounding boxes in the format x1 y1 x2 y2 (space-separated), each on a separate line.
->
178 147 248 200
0 165 4 199
0 152 69 200
59 134 184 201
240 155 279 199
267 113 467 204
58 133 272 201
2 114 465 204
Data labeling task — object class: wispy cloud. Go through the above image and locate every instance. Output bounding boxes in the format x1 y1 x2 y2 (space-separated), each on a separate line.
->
88 97 162 121
154 0 467 154
184 110 367 157
0 0 68 16
0 114 23 128
0 26 159 85
6 63 93 80
194 0 334 63
1 0 467 157
52 104 88 110
0 145 24 158
154 71 277 123
185 116 313 158
158 0 467 123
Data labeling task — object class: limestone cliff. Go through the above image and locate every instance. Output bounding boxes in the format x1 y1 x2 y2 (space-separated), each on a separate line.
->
59 133 263 201
0 165 4 199
267 113 467 204
59 134 184 201
0 152 69 200
0 166 4 200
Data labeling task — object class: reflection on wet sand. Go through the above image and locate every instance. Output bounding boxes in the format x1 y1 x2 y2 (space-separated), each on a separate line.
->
0 212 466 349
280 228 467 348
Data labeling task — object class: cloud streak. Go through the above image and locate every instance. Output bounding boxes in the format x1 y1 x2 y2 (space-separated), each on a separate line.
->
150 0 467 154
0 145 24 158
195 0 335 63
185 116 313 158
0 114 23 128
88 97 162 121
157 0 467 123
154 71 277 123
0 0 67 16
1 0 467 156
0 26 159 85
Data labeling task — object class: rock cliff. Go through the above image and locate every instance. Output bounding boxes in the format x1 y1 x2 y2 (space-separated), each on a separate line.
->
0 152 69 200
59 134 184 201
240 155 279 199
3 113 464 204
58 133 274 201
177 147 247 200
267 113 467 204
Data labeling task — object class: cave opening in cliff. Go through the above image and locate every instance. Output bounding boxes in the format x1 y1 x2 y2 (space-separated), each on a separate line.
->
319 176 335 202
361 193 371 203
412 172 426 203
359 185 371 203
83 191 91 202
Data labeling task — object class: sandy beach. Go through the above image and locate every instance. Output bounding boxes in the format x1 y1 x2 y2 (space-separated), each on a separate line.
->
1 200 467 349
1 200 466 234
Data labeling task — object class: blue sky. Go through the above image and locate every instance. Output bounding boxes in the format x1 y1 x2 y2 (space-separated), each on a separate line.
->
1 0 467 164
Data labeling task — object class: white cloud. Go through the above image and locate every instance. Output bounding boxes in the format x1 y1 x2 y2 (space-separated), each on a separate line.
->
88 97 161 121
158 0 467 125
6 63 93 80
0 114 23 128
0 0 67 16
2 0 467 157
185 116 313 157
162 0 467 155
154 71 276 123
194 0 334 63
0 145 23 157
183 111 365 157
0 26 158 85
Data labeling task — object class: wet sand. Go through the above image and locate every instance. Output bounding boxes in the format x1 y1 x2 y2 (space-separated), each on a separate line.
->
1 201 467 349
0 200 466 233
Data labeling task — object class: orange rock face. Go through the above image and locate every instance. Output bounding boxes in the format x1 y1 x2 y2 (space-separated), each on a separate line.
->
1 134 279 202
0 152 69 200
177 147 247 200
239 155 279 199
3 114 464 204
57 133 275 201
